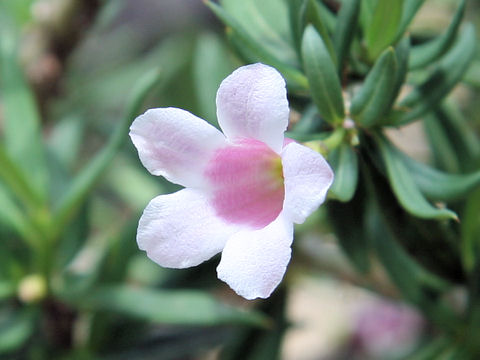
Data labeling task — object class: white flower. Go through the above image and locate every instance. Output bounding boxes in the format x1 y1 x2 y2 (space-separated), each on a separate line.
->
129 63 334 300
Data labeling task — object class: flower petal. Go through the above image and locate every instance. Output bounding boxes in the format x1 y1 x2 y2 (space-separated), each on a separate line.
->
204 138 284 229
281 142 334 224
137 188 239 268
129 108 226 188
216 63 289 154
217 214 293 300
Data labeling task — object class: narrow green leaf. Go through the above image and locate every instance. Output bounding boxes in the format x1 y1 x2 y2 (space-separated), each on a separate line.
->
401 153 480 202
303 0 336 64
365 0 403 60
53 68 162 235
327 196 370 273
464 59 480 88
375 135 457 220
301 25 344 124
333 0 361 73
0 20 47 201
193 32 235 126
64 285 269 327
350 48 397 127
0 144 44 211
388 36 410 109
409 0 465 70
328 144 358 202
0 185 38 247
432 103 480 172
206 1 307 89
0 310 35 353
423 112 460 174
461 189 480 272
288 0 305 52
395 0 426 41
399 24 476 124
219 0 297 67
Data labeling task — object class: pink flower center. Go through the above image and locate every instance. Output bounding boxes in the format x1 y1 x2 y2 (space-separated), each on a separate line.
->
205 138 285 229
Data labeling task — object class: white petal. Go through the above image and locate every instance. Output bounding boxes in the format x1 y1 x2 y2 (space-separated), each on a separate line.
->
137 188 239 268
281 142 334 224
217 215 293 300
129 108 226 188
216 63 289 154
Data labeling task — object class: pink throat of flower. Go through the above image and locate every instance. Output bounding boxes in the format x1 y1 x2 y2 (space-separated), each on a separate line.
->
204 138 285 229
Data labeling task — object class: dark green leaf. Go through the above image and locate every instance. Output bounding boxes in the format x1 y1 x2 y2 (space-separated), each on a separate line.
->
365 0 403 60
401 152 480 202
206 1 308 89
328 143 358 202
301 25 344 124
333 0 361 73
461 189 480 272
399 24 476 124
375 135 457 220
64 285 269 327
409 0 466 70
327 192 370 273
350 48 397 127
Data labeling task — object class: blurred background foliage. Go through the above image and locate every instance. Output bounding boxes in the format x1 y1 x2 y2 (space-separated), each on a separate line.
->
0 0 479 359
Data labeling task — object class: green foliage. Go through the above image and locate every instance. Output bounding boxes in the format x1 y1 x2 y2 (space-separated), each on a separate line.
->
0 0 478 358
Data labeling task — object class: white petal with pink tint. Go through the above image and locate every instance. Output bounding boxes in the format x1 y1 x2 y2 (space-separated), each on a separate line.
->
281 142 334 224
137 188 240 268
129 108 226 188
204 138 284 229
216 63 289 153
217 215 293 300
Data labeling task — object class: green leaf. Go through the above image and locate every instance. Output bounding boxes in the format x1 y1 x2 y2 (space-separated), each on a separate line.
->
0 185 38 247
395 0 426 41
327 195 370 273
0 19 47 202
350 47 397 127
64 285 269 327
303 0 336 64
52 68 162 236
375 135 457 220
193 32 235 126
423 103 480 175
0 282 14 300
205 0 308 89
409 0 465 70
365 0 403 60
219 0 297 67
400 153 480 202
461 189 480 273
205 1 308 89
0 310 35 353
333 0 361 73
0 144 44 212
388 36 410 110
399 24 476 124
301 25 344 124
328 144 358 202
